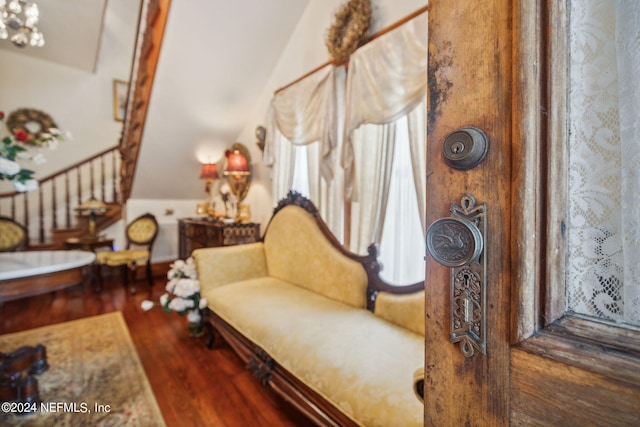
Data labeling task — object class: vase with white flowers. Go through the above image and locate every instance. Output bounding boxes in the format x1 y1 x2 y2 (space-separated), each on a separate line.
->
141 257 208 337
0 111 65 192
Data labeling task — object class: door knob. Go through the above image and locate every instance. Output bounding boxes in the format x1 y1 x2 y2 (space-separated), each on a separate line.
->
425 194 487 358
426 216 483 268
442 127 488 170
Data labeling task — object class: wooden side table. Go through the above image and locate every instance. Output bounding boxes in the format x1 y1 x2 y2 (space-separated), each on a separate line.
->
64 237 114 252
0 251 96 302
178 218 260 259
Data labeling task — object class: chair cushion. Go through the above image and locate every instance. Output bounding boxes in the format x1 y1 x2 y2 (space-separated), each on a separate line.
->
374 291 425 336
127 217 157 243
0 220 26 251
96 249 149 266
204 277 424 427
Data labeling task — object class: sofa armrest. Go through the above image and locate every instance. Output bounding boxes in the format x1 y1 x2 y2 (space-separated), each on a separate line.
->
374 290 425 336
413 367 424 403
193 242 268 291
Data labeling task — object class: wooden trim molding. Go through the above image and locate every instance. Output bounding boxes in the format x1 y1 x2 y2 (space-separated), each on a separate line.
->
274 5 430 95
511 0 640 407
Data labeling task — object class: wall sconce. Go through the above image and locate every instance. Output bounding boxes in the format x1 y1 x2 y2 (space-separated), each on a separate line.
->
255 125 266 152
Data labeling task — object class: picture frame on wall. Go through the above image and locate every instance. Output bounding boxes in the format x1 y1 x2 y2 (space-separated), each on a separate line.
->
113 79 129 122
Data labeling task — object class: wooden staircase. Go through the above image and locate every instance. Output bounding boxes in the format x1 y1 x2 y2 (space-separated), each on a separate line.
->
0 0 171 249
0 146 123 249
49 202 123 248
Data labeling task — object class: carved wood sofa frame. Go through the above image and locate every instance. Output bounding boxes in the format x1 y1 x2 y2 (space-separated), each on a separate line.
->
204 191 424 427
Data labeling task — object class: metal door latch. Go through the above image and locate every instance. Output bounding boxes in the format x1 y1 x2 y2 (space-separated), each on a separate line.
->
426 194 487 357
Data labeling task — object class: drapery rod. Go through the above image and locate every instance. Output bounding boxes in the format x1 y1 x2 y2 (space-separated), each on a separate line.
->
274 4 430 95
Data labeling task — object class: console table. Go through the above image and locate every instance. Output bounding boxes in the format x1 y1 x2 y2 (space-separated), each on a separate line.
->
178 218 260 259
0 250 96 303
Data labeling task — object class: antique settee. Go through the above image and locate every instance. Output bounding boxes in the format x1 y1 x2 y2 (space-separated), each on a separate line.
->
193 192 425 426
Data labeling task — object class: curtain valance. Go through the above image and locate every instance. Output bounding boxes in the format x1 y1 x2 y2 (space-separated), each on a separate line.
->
342 12 428 197
265 65 345 180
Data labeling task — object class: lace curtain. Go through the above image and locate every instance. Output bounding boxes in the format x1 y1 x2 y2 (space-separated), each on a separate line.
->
567 0 640 325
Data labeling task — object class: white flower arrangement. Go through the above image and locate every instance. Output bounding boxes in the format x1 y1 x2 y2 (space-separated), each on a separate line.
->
141 256 208 336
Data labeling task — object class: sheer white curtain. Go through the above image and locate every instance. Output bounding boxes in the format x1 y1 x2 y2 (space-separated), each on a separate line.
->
343 12 427 274
264 65 346 236
350 122 396 254
567 0 640 325
378 109 426 285
342 12 428 200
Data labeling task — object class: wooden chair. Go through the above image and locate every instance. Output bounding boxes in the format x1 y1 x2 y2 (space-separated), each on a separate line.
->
95 213 158 294
0 216 28 252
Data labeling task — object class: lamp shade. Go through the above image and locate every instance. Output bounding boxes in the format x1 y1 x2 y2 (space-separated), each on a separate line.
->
199 163 219 180
75 198 108 214
225 150 250 175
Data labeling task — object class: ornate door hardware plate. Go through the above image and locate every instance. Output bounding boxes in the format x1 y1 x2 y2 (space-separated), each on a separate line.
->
426 194 487 357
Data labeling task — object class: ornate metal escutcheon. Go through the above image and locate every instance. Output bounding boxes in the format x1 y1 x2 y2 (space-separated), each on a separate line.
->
426 194 487 358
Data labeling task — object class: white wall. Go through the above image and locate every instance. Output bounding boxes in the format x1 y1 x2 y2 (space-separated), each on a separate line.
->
130 0 309 202
0 0 140 193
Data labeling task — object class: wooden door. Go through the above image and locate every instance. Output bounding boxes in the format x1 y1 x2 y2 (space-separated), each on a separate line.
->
424 1 640 425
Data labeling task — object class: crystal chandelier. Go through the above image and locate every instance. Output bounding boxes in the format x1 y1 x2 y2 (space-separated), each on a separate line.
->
0 0 44 48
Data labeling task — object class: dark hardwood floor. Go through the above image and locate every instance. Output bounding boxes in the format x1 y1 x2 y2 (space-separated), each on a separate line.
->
0 271 314 427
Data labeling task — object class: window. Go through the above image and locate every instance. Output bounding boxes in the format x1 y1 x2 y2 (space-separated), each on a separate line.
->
378 117 425 285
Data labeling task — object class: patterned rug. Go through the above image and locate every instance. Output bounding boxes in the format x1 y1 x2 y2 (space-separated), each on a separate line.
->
0 312 165 426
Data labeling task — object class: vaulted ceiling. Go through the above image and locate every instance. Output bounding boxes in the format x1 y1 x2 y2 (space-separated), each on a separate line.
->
1 0 311 201
0 0 108 72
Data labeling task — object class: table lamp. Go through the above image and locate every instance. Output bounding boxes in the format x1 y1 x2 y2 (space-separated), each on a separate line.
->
75 198 108 240
199 163 220 217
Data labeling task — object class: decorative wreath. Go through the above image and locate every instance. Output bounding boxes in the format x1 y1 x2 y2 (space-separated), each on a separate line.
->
6 108 58 146
325 0 371 64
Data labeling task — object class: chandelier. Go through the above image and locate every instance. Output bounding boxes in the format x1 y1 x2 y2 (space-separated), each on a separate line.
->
0 0 44 48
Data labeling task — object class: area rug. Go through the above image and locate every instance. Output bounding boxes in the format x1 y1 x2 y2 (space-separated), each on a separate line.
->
0 312 166 426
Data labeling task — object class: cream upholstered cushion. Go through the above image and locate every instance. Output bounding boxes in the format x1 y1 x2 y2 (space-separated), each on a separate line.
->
96 249 149 266
263 205 368 309
203 277 424 427
374 290 425 336
193 242 268 290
